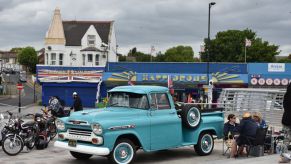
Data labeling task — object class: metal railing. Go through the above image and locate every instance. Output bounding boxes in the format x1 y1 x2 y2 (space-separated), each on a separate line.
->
217 88 286 128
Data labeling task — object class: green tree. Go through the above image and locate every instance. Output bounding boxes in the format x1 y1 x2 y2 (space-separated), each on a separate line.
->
154 51 165 62
164 46 195 62
201 29 280 62
127 48 152 62
10 47 23 53
277 54 291 63
18 47 38 73
118 55 126 62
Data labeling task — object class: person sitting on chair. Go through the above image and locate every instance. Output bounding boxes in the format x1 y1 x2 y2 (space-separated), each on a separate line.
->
224 114 239 139
252 112 267 128
230 112 258 158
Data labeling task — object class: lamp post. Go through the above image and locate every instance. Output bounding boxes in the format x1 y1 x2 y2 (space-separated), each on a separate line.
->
207 2 216 104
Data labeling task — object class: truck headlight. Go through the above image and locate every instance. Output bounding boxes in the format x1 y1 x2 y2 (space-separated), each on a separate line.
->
56 119 65 131
91 123 103 135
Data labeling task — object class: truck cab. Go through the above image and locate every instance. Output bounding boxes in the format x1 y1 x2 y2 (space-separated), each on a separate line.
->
54 85 224 164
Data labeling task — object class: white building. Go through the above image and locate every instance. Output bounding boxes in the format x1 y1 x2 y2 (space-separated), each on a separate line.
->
44 8 118 67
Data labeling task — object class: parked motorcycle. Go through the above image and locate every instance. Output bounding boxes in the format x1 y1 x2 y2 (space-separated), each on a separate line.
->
0 113 7 145
41 108 57 139
1 111 37 156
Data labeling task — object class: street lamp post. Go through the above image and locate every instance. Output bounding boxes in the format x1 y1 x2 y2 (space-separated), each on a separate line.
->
207 2 216 105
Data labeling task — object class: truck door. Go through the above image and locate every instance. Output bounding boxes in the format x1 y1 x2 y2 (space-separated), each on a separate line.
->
149 92 182 150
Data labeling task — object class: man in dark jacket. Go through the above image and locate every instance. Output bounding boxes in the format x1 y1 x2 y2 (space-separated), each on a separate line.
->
282 83 291 145
279 83 291 163
71 92 83 112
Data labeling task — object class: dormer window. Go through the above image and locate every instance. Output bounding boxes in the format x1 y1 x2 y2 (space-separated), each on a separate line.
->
87 35 96 47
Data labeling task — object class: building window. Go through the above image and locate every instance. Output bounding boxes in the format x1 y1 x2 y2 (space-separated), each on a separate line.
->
46 53 48 65
59 53 63 65
95 54 99 65
88 54 93 62
51 53 56 65
87 35 96 47
82 54 85 66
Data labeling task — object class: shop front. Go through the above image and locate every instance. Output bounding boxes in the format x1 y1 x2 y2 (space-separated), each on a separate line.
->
103 62 248 103
36 65 106 107
248 63 291 88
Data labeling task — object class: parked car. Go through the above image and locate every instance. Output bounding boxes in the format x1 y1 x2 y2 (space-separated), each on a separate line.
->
54 85 224 164
19 71 27 83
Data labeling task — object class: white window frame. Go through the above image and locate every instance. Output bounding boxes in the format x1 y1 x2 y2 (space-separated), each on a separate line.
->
88 54 93 62
82 54 86 66
51 53 56 65
59 53 63 65
87 35 96 47
46 53 48 65
95 54 99 65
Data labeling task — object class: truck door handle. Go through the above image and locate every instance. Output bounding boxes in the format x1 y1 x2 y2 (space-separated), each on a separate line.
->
169 111 176 114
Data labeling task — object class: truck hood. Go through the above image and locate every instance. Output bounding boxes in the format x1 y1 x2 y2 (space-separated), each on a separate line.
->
66 107 138 124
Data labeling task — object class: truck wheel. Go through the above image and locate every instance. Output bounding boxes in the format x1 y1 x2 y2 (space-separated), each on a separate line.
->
181 105 201 128
70 151 92 160
194 132 214 156
109 139 136 164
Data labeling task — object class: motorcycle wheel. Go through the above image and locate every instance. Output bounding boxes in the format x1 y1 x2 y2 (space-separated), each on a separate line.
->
49 124 57 139
26 132 36 150
2 134 24 156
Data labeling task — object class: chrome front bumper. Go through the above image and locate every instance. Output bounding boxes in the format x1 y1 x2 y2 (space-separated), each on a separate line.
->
54 141 110 156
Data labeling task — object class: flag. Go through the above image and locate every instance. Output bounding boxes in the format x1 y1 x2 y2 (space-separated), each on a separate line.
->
245 38 251 47
167 75 174 94
96 77 102 103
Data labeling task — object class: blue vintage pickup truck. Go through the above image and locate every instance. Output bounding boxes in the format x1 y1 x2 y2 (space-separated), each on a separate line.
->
54 85 224 164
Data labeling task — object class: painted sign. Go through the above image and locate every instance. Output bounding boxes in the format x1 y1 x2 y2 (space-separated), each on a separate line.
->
103 72 248 84
36 65 104 83
249 74 291 86
268 63 285 72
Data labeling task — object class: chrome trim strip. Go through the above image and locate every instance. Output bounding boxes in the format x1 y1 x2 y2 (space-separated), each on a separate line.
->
108 124 136 131
67 120 89 125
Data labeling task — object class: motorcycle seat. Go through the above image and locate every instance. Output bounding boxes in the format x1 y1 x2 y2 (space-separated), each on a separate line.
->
22 121 35 128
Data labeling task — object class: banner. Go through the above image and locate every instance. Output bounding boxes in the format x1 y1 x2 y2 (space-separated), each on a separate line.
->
37 65 104 83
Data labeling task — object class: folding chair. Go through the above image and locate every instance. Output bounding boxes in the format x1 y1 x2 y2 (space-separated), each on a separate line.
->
244 127 268 157
223 138 233 157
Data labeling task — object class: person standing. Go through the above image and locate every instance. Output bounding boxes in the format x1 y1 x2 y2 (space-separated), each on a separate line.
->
279 83 291 163
71 92 83 112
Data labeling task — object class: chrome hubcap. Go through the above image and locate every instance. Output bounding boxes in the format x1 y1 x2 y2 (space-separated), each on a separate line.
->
119 149 128 159
190 112 196 120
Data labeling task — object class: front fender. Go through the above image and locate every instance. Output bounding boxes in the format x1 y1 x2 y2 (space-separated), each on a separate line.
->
3 133 24 143
103 130 148 152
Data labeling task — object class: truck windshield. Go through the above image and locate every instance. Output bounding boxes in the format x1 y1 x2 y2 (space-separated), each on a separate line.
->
108 92 149 109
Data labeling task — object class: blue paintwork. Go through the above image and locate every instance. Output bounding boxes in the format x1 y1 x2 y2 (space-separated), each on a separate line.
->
57 85 224 153
106 62 247 74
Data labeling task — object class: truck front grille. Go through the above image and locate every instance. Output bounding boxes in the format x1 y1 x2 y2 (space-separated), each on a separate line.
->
68 129 92 136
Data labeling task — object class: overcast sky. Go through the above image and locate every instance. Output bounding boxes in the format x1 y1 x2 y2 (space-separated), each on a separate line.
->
0 0 290 56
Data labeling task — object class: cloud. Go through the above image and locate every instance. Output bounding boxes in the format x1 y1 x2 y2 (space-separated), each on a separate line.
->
0 0 290 56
